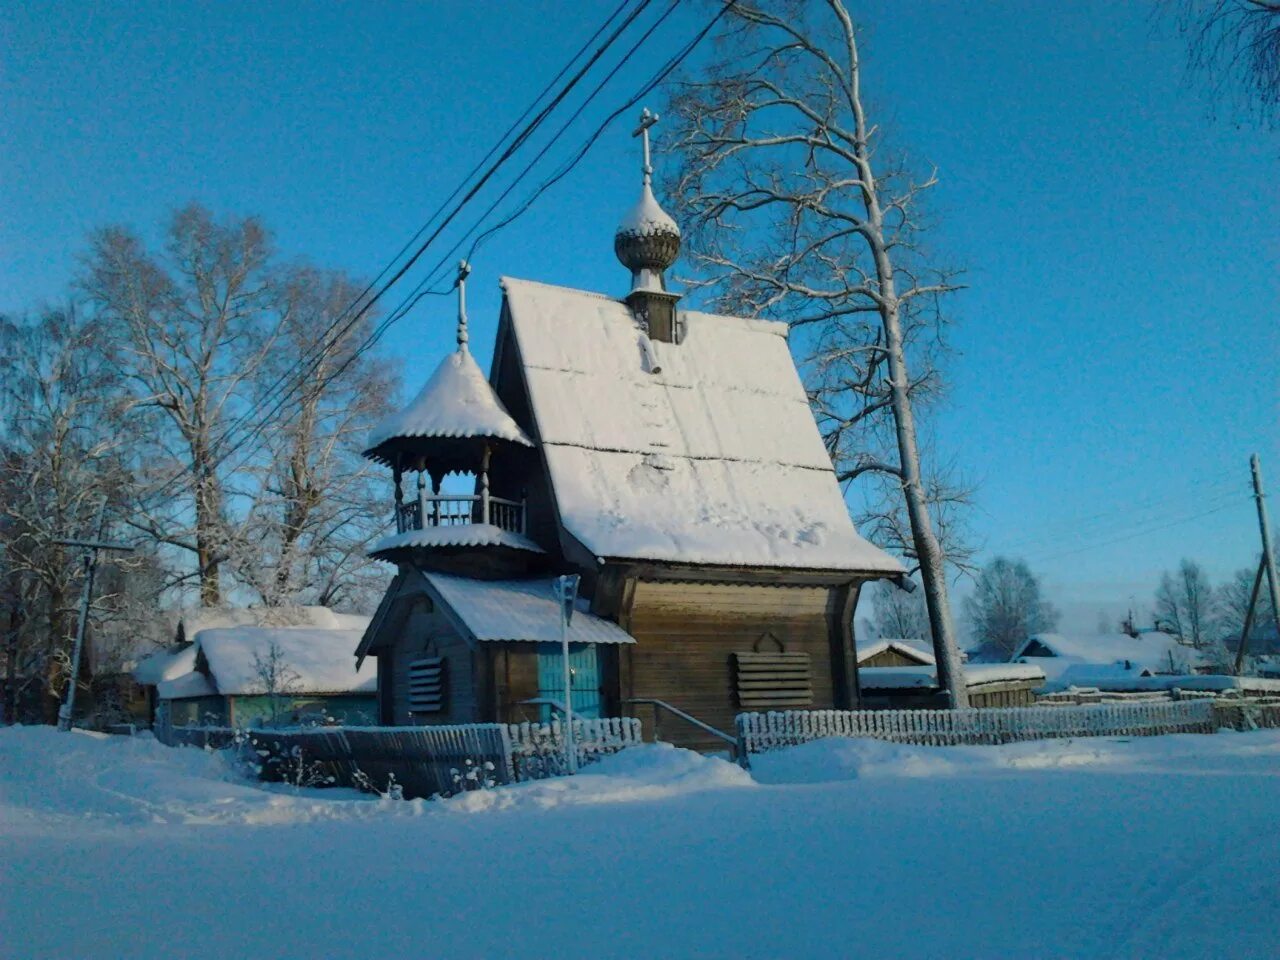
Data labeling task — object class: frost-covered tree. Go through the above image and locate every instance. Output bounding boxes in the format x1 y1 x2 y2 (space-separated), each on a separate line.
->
867 579 928 640
80 204 398 610
1155 559 1217 648
1218 561 1277 645
666 0 971 704
81 205 281 606
964 557 1060 660
232 266 394 610
252 639 302 726
0 309 133 722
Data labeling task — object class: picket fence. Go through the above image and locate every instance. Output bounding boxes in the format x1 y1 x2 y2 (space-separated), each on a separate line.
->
735 699 1218 754
161 717 643 798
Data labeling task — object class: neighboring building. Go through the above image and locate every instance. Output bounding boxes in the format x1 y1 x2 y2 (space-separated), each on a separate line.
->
355 119 906 748
857 638 938 669
855 637 1041 707
1011 632 1212 692
134 607 375 729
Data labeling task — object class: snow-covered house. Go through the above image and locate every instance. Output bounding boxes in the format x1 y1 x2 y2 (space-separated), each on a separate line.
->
354 119 905 748
856 639 1042 708
857 638 937 669
1011 632 1211 692
135 607 375 728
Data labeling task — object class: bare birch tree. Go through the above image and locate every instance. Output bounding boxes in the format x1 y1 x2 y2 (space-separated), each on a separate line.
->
963 557 1059 661
1155 559 1218 647
232 267 394 610
0 309 132 721
81 205 280 606
666 0 971 703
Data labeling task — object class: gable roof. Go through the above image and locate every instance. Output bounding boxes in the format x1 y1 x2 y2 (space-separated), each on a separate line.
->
421 571 636 646
499 277 903 574
856 638 936 666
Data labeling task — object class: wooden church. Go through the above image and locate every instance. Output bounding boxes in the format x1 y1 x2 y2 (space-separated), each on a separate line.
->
355 113 904 748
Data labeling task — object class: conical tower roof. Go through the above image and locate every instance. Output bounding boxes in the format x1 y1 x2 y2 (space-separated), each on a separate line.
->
363 264 532 474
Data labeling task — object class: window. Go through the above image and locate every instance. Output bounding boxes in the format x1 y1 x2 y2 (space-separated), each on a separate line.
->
733 651 813 709
407 657 446 714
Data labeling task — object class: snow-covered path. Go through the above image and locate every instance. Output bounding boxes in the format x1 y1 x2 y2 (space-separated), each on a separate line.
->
2 728 1277 959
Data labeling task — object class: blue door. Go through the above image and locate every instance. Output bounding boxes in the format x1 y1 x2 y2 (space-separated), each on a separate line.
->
536 644 601 721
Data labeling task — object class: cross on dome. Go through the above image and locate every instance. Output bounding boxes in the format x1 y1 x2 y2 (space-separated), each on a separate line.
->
456 259 472 352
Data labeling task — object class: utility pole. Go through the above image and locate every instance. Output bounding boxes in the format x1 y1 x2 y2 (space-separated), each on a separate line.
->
55 502 133 731
1235 454 1280 676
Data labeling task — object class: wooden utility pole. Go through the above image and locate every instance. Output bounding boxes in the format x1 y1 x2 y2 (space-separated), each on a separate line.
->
1234 454 1280 675
55 503 133 731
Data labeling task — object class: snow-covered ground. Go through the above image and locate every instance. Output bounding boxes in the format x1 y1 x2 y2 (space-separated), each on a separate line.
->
2 727 1278 959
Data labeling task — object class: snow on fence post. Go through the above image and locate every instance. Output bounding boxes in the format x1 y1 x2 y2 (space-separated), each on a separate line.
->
734 699 1219 756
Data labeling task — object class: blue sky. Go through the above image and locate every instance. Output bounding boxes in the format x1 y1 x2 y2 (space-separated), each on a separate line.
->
3 1 1277 631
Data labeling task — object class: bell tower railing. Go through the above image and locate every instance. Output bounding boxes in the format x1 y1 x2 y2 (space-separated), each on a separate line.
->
395 494 526 536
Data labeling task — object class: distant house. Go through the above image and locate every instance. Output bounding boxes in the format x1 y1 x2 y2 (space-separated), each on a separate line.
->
854 638 1040 708
1010 632 1212 692
856 638 936 669
134 607 375 729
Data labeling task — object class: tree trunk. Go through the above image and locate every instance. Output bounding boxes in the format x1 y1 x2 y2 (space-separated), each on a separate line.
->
841 4 968 707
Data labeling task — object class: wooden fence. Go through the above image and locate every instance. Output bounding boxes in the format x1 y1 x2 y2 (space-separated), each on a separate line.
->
735 699 1219 755
161 717 643 798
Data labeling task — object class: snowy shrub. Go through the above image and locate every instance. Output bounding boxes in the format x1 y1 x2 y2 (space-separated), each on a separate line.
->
449 758 498 793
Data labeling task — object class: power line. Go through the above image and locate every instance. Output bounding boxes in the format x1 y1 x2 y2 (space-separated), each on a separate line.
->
998 482 1245 554
1023 496 1250 564
215 0 731 481
140 0 655 505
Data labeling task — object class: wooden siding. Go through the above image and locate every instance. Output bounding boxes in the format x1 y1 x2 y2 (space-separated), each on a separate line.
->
388 597 479 725
623 580 843 749
490 645 544 723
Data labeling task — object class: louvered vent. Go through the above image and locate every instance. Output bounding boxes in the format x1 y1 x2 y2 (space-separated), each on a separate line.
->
733 651 813 709
408 657 446 714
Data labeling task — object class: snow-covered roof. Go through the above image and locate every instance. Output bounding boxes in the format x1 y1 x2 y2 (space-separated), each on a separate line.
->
855 638 936 666
1013 633 1208 682
156 669 216 700
173 605 355 644
858 663 1045 690
365 348 531 461
195 626 375 696
422 571 636 646
617 183 680 239
501 277 903 574
369 524 545 558
133 643 198 686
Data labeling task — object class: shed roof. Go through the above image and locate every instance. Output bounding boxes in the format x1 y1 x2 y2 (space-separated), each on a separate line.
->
500 277 903 574
421 570 636 646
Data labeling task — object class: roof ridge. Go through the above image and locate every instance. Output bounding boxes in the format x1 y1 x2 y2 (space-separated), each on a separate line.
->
499 275 621 303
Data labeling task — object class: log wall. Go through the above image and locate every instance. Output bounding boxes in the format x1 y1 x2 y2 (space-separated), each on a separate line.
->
622 580 846 749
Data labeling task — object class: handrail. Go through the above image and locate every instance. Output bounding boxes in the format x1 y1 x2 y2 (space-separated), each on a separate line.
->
624 698 739 758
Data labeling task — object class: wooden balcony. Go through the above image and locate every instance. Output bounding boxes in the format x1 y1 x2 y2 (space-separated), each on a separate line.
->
395 493 527 536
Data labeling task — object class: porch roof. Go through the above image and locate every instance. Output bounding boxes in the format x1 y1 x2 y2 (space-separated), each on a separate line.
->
421 570 636 646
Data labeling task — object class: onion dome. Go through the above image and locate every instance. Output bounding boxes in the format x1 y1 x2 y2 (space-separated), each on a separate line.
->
362 262 532 476
614 107 681 294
